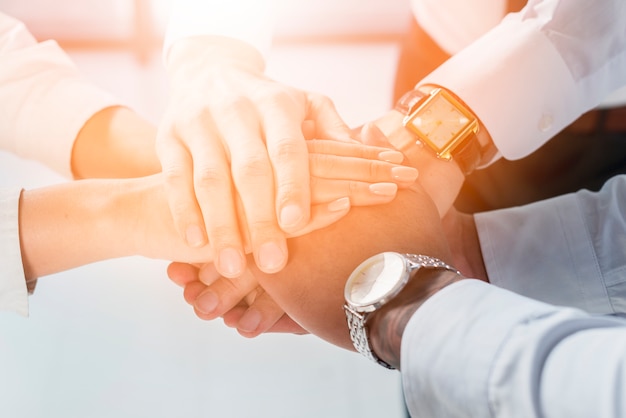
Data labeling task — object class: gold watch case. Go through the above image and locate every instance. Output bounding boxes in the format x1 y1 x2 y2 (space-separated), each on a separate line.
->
403 87 479 160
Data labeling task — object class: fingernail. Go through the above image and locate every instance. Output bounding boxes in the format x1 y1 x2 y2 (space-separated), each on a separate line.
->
186 225 205 247
279 204 304 228
378 150 404 164
238 308 262 333
391 166 419 182
196 291 218 314
327 197 350 212
218 248 244 278
369 183 397 196
258 241 286 272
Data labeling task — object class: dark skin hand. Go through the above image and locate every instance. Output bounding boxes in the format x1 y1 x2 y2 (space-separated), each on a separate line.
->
239 181 455 350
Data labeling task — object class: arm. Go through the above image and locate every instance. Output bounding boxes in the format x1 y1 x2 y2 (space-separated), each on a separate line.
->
0 12 135 178
397 280 626 417
420 0 626 160
476 174 626 314
0 12 161 179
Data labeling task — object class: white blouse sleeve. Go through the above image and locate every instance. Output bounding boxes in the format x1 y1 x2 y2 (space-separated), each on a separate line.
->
0 12 119 178
0 188 28 316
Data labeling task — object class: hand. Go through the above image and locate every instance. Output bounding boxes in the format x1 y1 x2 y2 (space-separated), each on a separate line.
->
158 35 358 278
167 262 307 337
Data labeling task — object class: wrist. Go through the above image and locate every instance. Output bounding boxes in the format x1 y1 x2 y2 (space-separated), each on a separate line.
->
368 269 462 370
18 179 133 279
374 110 465 217
167 35 266 85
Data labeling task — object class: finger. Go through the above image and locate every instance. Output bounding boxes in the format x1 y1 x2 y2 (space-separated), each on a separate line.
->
286 197 350 238
309 178 398 206
359 122 397 149
183 280 208 306
167 262 200 287
307 139 405 164
193 268 259 319
235 288 288 337
186 114 247 279
309 154 418 187
216 98 289 274
305 92 354 142
259 92 311 234
156 129 206 247
198 263 221 286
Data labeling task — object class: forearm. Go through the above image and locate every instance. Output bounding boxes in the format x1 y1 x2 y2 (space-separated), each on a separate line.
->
71 106 161 179
18 179 136 280
18 175 213 281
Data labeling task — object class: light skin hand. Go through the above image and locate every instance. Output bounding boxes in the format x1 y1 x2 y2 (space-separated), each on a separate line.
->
159 35 357 279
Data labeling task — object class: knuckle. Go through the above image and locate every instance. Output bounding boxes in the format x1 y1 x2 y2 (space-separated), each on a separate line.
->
194 165 230 189
312 154 336 175
368 161 384 179
348 180 361 194
233 154 272 180
270 138 306 163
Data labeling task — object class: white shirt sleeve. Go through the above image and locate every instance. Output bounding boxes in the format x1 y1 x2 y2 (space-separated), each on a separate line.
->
163 0 275 64
0 12 119 178
476 174 626 314
416 0 626 160
0 188 28 317
402 279 626 417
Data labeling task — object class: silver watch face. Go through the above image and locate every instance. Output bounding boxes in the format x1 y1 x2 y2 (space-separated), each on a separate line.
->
344 252 409 310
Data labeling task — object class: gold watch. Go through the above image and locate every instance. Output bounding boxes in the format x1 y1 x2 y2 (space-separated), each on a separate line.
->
395 84 497 175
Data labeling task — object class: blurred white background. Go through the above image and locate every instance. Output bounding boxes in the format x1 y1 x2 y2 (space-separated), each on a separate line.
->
0 1 413 417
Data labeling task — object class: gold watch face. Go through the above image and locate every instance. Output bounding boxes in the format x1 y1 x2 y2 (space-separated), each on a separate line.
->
404 88 478 159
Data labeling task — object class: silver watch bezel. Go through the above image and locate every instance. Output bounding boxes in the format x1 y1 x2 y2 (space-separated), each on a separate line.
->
343 252 412 314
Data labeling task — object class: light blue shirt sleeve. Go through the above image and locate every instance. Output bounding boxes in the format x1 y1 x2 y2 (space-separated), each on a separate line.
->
476 174 626 314
401 280 626 417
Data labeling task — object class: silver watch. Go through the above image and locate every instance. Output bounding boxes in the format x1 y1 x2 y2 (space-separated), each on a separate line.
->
343 252 458 369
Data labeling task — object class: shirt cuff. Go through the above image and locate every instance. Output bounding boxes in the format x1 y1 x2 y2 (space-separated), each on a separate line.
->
163 0 274 65
0 188 29 317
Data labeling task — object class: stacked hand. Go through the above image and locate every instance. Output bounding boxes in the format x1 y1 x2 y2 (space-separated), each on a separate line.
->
158 36 408 278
